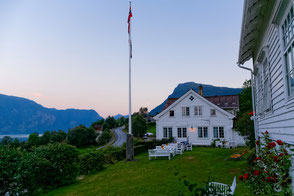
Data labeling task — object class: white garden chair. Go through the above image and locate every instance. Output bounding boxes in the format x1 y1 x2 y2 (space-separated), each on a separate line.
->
186 143 192 151
209 176 236 195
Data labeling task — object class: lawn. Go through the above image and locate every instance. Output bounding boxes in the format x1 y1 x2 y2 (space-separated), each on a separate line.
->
43 147 253 196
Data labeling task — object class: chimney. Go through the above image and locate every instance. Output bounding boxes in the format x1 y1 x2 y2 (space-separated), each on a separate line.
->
198 85 203 96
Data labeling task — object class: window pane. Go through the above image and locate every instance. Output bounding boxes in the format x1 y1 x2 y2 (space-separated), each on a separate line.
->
199 106 203 115
194 106 198 115
168 128 173 138
219 127 224 138
170 110 174 117
213 127 218 138
182 107 185 116
163 128 167 138
203 127 208 138
289 70 294 94
183 128 187 138
177 128 182 138
211 109 216 116
198 127 202 138
186 107 190 116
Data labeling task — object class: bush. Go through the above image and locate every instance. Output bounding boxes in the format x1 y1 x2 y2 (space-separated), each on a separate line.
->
103 146 126 164
134 145 148 155
67 125 97 147
0 146 22 195
79 151 105 175
241 132 293 195
34 143 79 188
97 129 112 146
19 151 53 194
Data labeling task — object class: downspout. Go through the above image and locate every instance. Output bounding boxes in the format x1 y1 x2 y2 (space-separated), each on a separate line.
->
237 63 258 143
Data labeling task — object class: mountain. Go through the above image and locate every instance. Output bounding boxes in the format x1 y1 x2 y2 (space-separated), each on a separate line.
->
149 82 242 116
114 114 128 120
0 94 103 134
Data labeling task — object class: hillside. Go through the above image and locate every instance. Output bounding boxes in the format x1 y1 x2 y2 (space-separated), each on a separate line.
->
0 94 102 134
150 82 242 116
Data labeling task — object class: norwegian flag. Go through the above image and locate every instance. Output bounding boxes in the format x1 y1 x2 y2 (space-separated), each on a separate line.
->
128 2 132 58
128 3 132 34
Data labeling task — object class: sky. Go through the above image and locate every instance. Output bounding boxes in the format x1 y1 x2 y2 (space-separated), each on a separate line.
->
0 0 252 118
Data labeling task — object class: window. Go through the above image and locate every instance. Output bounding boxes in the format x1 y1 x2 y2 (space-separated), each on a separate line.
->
198 127 208 138
163 128 167 138
210 109 216 116
194 106 203 116
182 107 190 116
168 128 173 138
169 110 174 117
183 128 187 138
164 127 172 138
213 127 218 138
282 6 294 96
177 128 182 138
177 128 187 138
263 59 272 111
213 127 224 138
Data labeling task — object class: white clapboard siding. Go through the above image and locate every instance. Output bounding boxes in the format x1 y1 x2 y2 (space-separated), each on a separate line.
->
255 23 294 142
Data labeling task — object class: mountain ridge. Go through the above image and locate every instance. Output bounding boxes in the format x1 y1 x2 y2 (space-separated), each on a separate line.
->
0 94 102 134
149 82 242 116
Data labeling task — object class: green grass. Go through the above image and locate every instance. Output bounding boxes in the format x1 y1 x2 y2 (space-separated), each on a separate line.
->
43 147 253 196
147 124 156 135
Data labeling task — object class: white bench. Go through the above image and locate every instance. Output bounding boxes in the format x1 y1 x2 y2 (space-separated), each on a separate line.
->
148 149 171 160
209 176 236 195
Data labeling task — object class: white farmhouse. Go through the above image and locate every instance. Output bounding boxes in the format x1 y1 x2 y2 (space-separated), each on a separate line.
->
238 0 294 191
154 88 245 146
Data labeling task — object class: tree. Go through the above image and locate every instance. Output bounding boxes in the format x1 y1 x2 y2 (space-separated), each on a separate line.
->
117 116 126 127
235 80 255 148
103 116 118 130
39 131 52 145
132 114 147 137
1 136 13 146
66 125 96 147
51 130 66 143
90 119 105 130
139 107 148 117
27 133 40 147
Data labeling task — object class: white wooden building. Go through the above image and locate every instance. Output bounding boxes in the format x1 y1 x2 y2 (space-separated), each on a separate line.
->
238 0 294 191
154 89 245 146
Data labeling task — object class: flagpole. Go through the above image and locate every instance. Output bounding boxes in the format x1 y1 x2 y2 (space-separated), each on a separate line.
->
128 0 132 135
126 0 134 161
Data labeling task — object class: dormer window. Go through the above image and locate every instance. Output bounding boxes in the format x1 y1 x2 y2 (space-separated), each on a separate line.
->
169 110 174 117
210 109 216 116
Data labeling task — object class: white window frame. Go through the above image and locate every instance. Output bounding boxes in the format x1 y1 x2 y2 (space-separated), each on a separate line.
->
213 127 224 139
281 4 294 97
177 127 187 138
198 127 208 138
210 109 216 116
182 107 190 116
163 127 172 138
194 106 203 116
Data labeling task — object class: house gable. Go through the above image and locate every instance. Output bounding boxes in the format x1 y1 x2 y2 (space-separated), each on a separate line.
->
154 89 235 120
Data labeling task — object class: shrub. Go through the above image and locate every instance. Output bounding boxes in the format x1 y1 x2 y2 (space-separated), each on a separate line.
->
0 146 22 195
67 125 96 147
241 132 293 195
134 145 148 155
34 143 79 188
103 146 126 164
97 129 112 146
19 151 53 194
79 151 105 175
